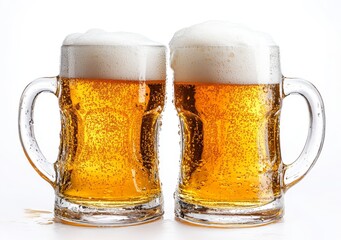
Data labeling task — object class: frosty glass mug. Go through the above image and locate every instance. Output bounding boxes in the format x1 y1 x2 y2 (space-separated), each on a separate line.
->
171 45 325 226
19 31 166 226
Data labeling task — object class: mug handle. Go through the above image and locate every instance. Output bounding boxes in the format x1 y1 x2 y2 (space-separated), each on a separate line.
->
18 77 58 187
282 77 325 191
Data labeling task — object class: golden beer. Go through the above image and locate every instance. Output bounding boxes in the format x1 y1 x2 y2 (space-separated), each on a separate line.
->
58 78 165 206
175 82 282 207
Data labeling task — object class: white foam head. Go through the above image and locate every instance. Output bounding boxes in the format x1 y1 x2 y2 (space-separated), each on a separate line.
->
60 29 166 80
170 21 281 84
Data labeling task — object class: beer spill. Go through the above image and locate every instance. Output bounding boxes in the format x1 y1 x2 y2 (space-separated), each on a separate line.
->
24 209 54 225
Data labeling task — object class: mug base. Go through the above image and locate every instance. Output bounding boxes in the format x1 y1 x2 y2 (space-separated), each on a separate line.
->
174 195 284 227
54 195 163 227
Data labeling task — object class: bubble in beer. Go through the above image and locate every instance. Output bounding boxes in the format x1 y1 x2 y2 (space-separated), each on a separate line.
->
60 29 166 80
170 21 281 84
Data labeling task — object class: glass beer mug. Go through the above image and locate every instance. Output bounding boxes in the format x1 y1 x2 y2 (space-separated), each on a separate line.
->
19 30 166 226
170 22 325 226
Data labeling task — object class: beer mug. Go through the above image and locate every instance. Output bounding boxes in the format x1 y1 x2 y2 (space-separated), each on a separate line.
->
19 30 166 226
170 22 325 226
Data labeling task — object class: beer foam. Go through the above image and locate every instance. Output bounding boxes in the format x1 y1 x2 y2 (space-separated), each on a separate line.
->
170 21 281 84
60 29 166 80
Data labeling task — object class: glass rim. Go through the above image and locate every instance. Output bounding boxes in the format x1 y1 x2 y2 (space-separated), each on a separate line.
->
61 44 166 48
170 45 279 49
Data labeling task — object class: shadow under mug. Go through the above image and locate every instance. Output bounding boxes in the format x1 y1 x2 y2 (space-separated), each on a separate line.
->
19 45 166 226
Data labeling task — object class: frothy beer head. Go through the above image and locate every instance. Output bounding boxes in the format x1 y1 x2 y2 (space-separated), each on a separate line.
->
170 21 281 84
60 29 166 80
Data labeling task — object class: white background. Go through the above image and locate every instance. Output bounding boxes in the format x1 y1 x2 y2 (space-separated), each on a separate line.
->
0 0 340 239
